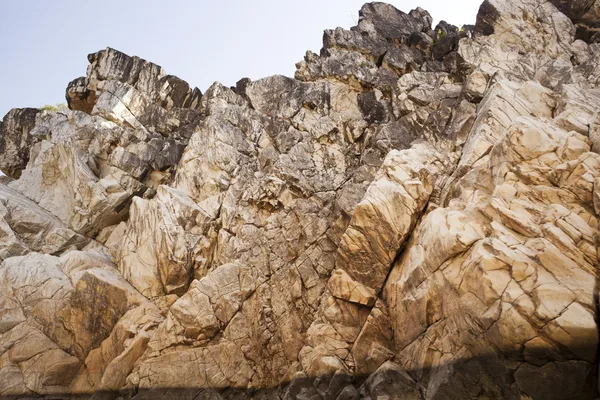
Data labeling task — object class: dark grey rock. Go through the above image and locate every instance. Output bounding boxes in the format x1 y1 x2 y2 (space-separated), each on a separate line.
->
360 361 422 400
0 108 42 179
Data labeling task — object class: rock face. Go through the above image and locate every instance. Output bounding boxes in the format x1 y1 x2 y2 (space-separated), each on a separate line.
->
0 1 599 399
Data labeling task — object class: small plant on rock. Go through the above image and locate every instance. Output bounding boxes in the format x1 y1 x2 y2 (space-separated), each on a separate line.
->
40 103 68 112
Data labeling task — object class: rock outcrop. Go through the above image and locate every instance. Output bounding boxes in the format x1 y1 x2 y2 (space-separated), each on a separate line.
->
0 1 599 399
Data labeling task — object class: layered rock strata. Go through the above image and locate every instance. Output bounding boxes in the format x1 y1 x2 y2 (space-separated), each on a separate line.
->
0 1 599 399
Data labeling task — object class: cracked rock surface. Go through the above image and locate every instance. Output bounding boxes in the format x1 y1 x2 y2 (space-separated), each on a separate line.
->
1 1 599 399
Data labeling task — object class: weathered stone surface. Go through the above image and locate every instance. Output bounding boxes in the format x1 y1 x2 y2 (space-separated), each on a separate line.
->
0 108 41 179
0 249 152 396
71 302 164 393
1 0 600 398
84 48 202 111
3 50 202 240
547 0 600 43
335 148 434 294
66 76 96 114
111 185 220 298
296 2 435 88
360 361 421 400
0 183 91 259
0 322 81 396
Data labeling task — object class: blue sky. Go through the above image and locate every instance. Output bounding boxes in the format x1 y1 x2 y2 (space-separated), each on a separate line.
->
0 0 481 117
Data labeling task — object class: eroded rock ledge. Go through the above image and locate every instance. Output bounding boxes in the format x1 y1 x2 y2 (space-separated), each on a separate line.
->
0 1 599 399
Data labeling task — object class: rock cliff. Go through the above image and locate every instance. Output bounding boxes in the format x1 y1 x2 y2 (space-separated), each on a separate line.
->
1 1 599 399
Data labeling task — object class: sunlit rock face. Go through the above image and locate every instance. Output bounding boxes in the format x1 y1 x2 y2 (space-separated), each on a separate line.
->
0 1 599 399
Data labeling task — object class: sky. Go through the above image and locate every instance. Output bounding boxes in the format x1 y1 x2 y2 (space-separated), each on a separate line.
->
0 0 482 117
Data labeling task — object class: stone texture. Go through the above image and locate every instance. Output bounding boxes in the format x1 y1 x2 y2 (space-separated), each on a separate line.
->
0 108 41 179
1 0 600 399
